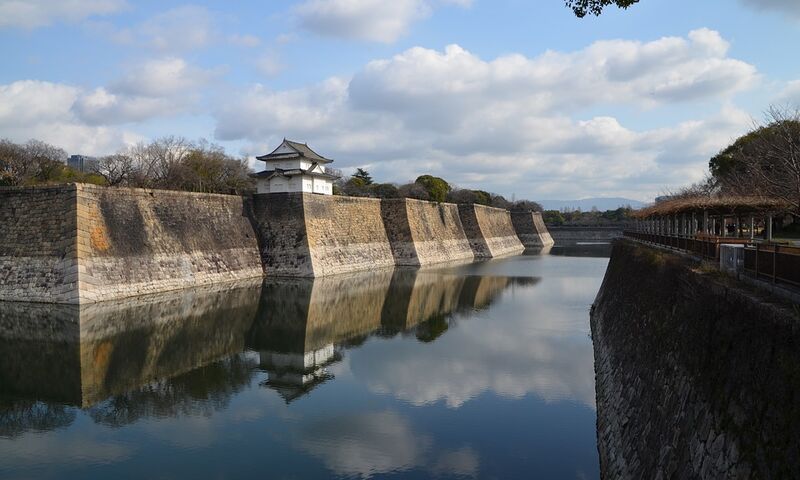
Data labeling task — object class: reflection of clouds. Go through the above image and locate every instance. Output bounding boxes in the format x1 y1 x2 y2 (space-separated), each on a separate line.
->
351 266 601 409
295 410 480 479
431 446 479 478
0 431 132 468
296 410 431 477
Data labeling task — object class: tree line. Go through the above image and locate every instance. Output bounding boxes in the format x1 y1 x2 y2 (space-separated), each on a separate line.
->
663 107 800 219
0 137 254 195
334 168 543 211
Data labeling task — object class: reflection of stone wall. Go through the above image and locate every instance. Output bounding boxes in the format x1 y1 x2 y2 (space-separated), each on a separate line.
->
382 199 474 266
0 281 262 407
249 269 395 353
458 204 524 258
381 269 467 332
592 240 800 478
0 185 79 303
511 211 554 249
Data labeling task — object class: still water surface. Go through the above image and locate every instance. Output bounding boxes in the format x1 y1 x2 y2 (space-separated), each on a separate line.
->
0 246 609 479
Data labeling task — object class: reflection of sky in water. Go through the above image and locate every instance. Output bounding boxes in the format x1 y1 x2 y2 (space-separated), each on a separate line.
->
0 253 606 479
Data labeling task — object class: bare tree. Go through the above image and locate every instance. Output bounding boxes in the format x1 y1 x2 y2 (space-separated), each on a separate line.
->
92 153 135 186
724 107 800 214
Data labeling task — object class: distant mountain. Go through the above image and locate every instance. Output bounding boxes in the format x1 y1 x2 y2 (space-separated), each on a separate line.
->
538 197 645 212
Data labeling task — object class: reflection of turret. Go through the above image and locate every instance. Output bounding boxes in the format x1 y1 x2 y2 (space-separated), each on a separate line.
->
248 270 394 402
0 280 262 410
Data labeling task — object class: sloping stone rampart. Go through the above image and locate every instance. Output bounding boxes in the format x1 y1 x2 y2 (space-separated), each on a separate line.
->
592 240 800 478
458 204 525 258
304 194 395 276
0 185 80 303
511 211 554 249
382 198 474 266
1 184 262 303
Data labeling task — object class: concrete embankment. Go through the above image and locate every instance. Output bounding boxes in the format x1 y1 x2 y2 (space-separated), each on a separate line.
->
0 184 262 304
458 204 525 258
592 240 800 478
511 211 554 249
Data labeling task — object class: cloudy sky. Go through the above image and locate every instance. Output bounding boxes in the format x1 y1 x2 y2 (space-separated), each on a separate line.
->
1 0 799 201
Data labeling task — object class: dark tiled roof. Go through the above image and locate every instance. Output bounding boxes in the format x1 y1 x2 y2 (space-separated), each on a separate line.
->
250 167 340 180
256 139 333 163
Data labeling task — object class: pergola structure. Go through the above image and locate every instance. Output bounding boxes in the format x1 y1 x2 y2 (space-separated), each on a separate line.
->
631 196 790 242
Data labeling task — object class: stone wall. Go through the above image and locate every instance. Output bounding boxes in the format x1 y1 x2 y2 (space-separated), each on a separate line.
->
1 184 262 303
592 240 800 478
76 185 262 302
458 204 525 258
511 211 555 249
0 185 80 303
382 198 474 266
304 194 396 276
548 226 623 244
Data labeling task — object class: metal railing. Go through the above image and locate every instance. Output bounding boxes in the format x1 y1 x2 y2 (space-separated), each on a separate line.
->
743 244 800 288
624 231 800 289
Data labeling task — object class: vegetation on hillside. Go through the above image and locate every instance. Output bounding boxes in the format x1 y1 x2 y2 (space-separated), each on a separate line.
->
334 168 543 210
543 206 634 226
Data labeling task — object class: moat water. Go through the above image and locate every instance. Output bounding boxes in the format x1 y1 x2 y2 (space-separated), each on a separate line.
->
0 246 610 479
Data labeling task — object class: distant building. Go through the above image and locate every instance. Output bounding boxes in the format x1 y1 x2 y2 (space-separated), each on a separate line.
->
252 139 340 195
68 155 98 173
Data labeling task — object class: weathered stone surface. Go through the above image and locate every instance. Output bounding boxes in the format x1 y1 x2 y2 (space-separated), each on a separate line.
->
511 211 554 249
548 226 623 244
592 240 800 479
382 198 474 266
0 185 79 303
458 204 525 258
0 184 262 303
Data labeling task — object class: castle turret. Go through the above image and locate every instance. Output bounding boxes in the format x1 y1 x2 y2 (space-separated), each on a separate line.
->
252 139 340 195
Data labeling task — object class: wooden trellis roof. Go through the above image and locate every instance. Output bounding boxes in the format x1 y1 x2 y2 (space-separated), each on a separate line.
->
633 195 790 219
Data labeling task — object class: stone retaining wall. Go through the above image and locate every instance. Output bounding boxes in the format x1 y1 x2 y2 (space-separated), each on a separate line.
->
0 185 80 303
458 204 525 258
592 240 800 478
382 198 474 266
548 226 623 244
1 184 262 303
511 211 554 249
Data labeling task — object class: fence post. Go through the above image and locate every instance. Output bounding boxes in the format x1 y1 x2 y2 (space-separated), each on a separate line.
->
772 245 777 284
755 243 759 279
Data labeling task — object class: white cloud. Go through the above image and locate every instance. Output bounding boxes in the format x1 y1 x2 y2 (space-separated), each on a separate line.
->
228 33 261 47
777 80 800 106
739 0 800 19
293 0 448 43
213 30 756 200
0 0 126 29
0 80 136 154
253 52 286 78
109 5 216 52
72 57 216 125
110 57 217 97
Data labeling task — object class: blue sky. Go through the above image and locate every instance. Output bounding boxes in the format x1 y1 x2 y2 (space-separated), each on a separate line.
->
1 0 799 201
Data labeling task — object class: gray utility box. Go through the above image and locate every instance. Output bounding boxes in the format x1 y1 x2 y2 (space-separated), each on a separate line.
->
720 244 745 274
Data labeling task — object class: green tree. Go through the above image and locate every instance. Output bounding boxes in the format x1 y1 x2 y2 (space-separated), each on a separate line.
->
566 0 640 17
352 168 373 185
543 210 566 225
415 175 451 203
